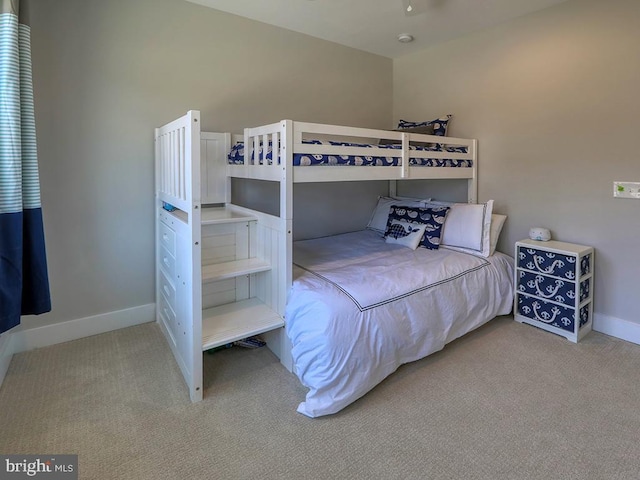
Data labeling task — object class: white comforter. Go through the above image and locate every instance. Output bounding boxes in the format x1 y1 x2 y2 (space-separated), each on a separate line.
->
285 230 514 417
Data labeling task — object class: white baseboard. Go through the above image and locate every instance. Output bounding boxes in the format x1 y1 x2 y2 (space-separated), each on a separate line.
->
10 303 155 355
593 313 640 346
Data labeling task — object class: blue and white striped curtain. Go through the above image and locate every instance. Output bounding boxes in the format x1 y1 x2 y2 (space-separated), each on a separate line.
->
0 0 50 334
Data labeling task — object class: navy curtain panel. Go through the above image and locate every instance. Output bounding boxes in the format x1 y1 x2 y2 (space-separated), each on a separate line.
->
0 0 50 334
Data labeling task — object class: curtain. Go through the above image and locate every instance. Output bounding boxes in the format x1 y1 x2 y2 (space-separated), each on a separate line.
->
0 0 50 334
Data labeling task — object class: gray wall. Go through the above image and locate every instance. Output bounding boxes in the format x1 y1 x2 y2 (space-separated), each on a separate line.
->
27 0 638 332
28 0 392 326
393 0 640 325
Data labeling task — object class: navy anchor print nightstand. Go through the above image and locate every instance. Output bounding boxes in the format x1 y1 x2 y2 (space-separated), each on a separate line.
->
514 239 594 342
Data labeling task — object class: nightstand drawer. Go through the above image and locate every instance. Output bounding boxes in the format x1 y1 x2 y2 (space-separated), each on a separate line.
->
516 294 576 332
517 247 577 279
516 293 591 333
517 270 575 306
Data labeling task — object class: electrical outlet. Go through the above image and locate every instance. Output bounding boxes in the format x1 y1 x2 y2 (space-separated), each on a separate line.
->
613 181 640 199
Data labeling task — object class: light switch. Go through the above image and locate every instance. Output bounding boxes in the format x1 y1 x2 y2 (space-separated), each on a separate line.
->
613 181 640 199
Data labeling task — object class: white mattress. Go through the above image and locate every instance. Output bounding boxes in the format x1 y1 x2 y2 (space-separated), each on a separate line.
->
285 229 514 417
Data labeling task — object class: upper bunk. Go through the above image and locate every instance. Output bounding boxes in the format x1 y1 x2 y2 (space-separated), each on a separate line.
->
227 119 477 190
154 111 479 218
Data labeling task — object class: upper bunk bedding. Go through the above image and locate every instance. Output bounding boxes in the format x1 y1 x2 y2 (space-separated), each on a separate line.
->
286 229 514 418
228 140 472 167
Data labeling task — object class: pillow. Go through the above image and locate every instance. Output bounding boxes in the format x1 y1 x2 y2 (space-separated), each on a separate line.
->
367 196 429 234
379 125 435 146
489 214 507 256
384 220 427 250
397 115 452 137
384 205 450 249
439 200 494 257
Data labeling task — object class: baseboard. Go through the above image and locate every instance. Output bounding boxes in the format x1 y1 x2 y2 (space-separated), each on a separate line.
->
593 313 640 346
0 331 15 388
10 303 156 354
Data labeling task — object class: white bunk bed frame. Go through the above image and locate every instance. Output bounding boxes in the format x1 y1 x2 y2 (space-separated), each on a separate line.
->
155 110 477 402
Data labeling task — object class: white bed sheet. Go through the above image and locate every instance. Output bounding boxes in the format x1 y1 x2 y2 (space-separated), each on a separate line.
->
285 229 514 417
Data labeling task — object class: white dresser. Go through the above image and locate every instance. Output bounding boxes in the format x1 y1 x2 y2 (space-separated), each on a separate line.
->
514 239 594 343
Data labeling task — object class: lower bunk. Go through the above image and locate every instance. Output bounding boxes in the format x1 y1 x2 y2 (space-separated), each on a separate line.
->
287 229 514 417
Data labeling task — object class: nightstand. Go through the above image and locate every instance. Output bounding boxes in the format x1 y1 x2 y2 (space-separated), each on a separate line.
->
514 239 594 343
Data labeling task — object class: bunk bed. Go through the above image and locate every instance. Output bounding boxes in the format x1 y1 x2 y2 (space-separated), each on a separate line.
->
154 110 514 416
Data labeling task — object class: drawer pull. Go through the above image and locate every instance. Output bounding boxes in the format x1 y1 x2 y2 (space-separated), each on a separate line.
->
163 256 170 266
532 276 564 299
533 256 564 275
163 284 171 296
532 301 560 323
163 233 169 241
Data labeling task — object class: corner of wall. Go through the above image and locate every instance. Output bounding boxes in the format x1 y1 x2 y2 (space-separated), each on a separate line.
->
0 330 15 389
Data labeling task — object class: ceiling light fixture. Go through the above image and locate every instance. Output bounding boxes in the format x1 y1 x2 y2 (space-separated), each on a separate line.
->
397 33 414 43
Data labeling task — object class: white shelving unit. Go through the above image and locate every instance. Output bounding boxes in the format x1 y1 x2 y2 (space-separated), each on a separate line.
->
156 204 285 402
199 207 283 352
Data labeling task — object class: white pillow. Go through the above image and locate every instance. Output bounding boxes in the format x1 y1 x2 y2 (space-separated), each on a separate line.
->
489 214 507 256
439 200 494 257
384 220 427 250
367 196 428 233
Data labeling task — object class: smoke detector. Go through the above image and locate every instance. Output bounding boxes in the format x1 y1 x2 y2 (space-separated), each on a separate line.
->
397 33 414 43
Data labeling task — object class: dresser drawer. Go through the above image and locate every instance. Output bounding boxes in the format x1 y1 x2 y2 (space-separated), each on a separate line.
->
517 270 575 306
159 244 176 279
159 221 176 256
158 291 182 346
159 269 176 311
516 294 576 333
517 246 579 279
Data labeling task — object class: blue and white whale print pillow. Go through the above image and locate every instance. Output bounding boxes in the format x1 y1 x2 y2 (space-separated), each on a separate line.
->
397 115 452 137
385 205 450 249
384 220 428 250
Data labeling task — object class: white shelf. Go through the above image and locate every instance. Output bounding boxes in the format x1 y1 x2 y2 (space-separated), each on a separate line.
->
201 297 284 351
202 258 271 283
201 207 256 225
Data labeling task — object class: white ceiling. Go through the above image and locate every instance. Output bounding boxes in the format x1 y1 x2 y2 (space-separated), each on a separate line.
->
186 0 570 58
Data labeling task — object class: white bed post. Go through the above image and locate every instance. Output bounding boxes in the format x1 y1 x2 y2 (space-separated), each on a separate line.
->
278 120 294 371
400 132 409 179
469 139 478 203
186 110 203 402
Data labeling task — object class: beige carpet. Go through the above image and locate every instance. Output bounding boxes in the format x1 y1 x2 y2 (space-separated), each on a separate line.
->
1 316 639 480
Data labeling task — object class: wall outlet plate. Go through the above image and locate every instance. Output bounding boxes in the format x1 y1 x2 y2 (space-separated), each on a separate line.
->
613 181 640 199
